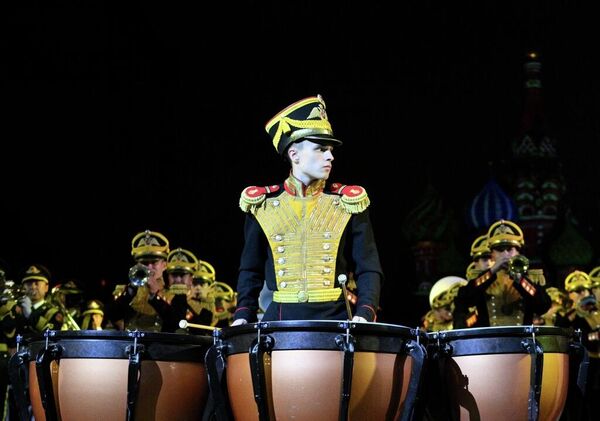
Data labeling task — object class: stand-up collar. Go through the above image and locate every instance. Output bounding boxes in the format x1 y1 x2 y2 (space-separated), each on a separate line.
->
284 173 326 197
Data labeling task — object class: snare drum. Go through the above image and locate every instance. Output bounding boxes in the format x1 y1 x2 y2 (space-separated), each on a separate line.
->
10 330 211 421
425 326 572 421
206 320 427 421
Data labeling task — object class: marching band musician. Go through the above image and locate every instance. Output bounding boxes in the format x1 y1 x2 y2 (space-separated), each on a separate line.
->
148 247 213 334
454 219 551 328
111 230 169 331
589 266 600 304
563 270 600 420
80 299 105 330
1 262 18 419
17 264 64 333
421 276 467 332
232 95 383 325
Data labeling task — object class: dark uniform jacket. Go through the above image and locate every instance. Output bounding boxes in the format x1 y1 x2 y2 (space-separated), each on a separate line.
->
234 177 383 323
454 268 551 328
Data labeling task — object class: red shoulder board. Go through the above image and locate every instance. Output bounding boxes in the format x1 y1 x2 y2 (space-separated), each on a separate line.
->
240 185 280 212
243 184 280 199
330 183 370 214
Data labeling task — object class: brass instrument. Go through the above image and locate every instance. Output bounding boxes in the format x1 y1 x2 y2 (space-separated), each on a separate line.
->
128 263 153 287
1 280 26 305
507 255 529 279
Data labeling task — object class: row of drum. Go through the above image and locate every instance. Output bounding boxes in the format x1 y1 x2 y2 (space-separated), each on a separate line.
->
7 321 587 421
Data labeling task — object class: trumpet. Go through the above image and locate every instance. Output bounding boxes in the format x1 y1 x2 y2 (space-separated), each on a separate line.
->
128 263 153 287
507 255 529 279
1 280 27 305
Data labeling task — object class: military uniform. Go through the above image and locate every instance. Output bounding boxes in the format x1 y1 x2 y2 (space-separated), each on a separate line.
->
421 276 467 332
234 95 383 323
111 230 169 331
236 176 382 322
454 220 551 328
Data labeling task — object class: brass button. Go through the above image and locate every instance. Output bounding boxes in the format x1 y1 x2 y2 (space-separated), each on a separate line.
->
272 200 280 207
323 268 331 274
277 246 285 253
324 232 331 239
323 280 331 286
274 234 283 241
278 257 286 264
323 244 330 250
280 282 287 288
297 291 308 303
278 269 285 276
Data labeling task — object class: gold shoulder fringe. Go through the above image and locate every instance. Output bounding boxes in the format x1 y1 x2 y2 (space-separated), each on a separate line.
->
239 188 266 213
528 268 546 286
339 188 370 214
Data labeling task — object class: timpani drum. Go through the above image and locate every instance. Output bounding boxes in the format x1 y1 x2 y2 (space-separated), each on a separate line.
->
205 320 427 421
425 326 573 421
9 330 211 421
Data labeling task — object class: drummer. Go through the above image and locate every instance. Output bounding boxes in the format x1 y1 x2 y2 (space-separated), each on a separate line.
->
232 95 383 325
453 219 551 328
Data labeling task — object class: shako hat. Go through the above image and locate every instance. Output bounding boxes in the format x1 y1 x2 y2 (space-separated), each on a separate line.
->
265 95 342 155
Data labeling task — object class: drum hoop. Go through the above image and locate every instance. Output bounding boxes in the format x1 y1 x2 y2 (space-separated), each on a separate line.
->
221 320 419 355
25 330 212 361
428 326 573 356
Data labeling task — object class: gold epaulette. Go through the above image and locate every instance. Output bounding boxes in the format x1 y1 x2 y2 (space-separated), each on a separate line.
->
330 183 370 214
528 269 546 286
239 184 281 213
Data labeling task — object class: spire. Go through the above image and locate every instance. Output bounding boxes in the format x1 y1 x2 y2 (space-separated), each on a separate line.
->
512 51 557 159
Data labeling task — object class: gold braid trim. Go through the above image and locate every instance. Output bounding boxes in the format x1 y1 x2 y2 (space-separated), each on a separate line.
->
339 188 370 214
271 117 332 150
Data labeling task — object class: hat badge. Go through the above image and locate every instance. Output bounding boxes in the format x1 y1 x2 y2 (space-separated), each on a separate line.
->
27 265 41 275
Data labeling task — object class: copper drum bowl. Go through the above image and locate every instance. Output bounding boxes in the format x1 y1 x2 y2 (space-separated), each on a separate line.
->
425 326 572 421
207 320 427 421
11 330 211 421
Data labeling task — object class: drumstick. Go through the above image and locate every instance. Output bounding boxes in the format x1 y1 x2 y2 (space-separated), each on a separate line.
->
337 274 354 320
179 319 221 331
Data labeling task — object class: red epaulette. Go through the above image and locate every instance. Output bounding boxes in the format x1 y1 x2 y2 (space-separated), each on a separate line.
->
239 184 281 212
329 183 370 214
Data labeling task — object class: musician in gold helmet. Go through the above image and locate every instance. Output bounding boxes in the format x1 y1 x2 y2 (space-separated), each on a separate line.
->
149 248 214 334
232 95 383 325
421 276 467 332
563 270 600 420
454 219 551 328
111 230 169 331
468 234 494 278
80 299 105 330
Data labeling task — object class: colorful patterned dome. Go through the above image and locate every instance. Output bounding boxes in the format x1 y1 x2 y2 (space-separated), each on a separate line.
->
466 178 518 231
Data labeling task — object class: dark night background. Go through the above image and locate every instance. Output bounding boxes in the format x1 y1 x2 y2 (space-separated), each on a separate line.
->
2 1 600 327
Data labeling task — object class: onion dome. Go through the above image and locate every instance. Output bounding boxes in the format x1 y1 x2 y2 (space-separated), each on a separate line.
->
466 178 518 231
402 184 451 244
548 215 593 267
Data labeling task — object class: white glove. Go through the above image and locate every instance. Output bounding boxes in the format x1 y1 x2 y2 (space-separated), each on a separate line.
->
231 318 248 327
352 316 367 323
20 296 32 318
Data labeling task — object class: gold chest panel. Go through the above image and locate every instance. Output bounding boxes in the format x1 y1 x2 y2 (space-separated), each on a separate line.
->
254 192 351 294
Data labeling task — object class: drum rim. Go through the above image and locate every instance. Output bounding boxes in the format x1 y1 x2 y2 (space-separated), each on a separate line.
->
427 325 574 341
220 319 416 338
22 330 212 345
